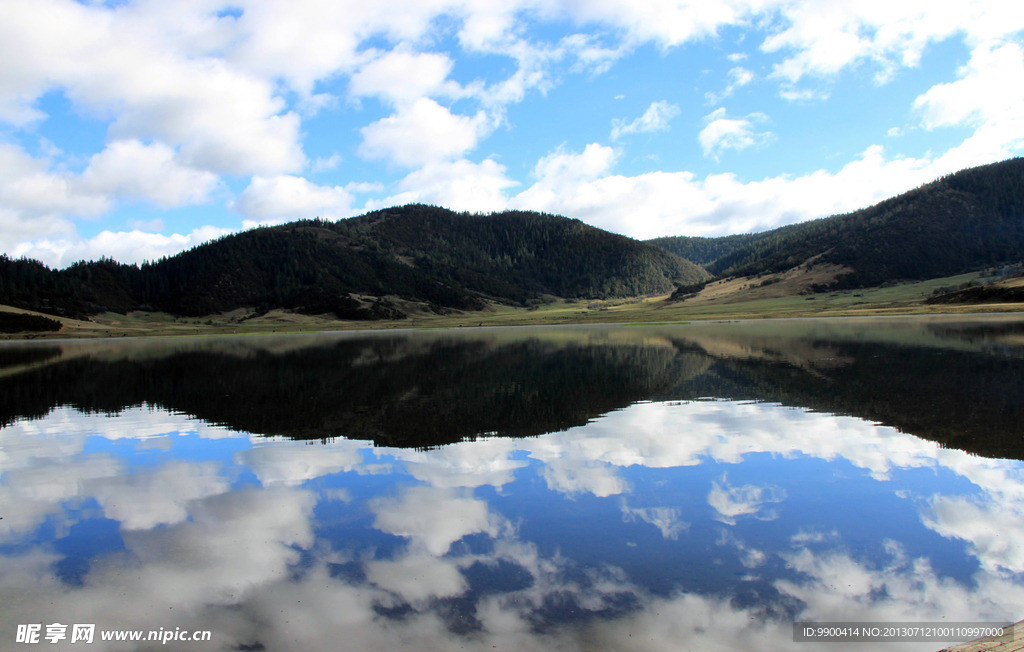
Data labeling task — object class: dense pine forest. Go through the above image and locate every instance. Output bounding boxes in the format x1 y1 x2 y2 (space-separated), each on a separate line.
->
648 157 1024 287
0 206 707 319
3 158 1024 322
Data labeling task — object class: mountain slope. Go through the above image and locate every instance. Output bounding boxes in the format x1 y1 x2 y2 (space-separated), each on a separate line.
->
644 233 761 267
649 157 1024 289
1 205 708 319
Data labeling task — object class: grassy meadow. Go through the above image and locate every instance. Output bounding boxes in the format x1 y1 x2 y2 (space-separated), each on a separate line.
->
3 268 1023 340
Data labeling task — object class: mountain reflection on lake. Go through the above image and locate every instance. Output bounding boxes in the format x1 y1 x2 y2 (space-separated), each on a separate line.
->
1 316 1023 651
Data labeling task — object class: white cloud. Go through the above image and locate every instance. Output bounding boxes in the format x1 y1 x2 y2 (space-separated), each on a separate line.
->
707 474 786 525
349 50 456 104
541 457 629 496
364 552 468 602
81 139 221 208
232 174 356 223
914 40 1024 163
925 495 1024 574
0 0 305 176
729 66 755 87
390 438 527 489
0 140 230 266
0 143 108 237
561 33 631 76
509 142 955 239
0 454 122 543
86 461 230 530
358 98 495 167
776 543 1024 628
621 503 690 540
528 143 618 190
916 41 1024 129
611 100 681 140
4 0 1024 266
311 153 342 173
374 158 517 214
777 86 830 102
705 66 755 104
562 0 749 48
370 486 500 556
698 108 774 159
15 225 233 267
0 406 239 541
237 439 369 487
762 1 1024 84
5 398 1024 651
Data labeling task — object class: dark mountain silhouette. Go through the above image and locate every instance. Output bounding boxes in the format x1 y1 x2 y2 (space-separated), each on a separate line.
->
649 157 1024 290
0 206 708 320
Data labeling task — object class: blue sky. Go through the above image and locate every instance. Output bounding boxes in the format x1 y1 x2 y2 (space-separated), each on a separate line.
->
2 0 1024 267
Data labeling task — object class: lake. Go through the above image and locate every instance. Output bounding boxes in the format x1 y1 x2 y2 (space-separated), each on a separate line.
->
1 315 1023 650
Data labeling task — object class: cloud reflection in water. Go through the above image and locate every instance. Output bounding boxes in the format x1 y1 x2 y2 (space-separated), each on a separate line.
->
0 400 1021 651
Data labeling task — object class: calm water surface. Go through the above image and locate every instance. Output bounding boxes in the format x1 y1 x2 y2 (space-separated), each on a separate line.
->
1 316 1023 650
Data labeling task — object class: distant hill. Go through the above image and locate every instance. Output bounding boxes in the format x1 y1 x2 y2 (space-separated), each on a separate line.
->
649 157 1024 289
645 233 760 267
0 205 708 319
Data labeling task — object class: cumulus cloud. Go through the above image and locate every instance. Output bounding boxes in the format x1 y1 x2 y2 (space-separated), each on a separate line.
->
611 100 680 140
86 461 231 530
0 143 106 253
707 474 786 525
14 225 233 268
698 108 774 159
370 486 500 556
777 542 1024 627
4 0 1024 265
349 50 457 104
621 503 690 540
0 0 305 176
924 495 1024 574
761 1 1024 84
358 98 495 167
237 438 369 487
705 66 755 104
0 140 231 266
81 140 222 207
389 438 527 489
0 407 238 541
373 158 517 214
913 40 1024 164
508 142 960 238
232 175 356 223
311 153 342 173
364 552 468 602
563 0 749 48
5 396 1024 651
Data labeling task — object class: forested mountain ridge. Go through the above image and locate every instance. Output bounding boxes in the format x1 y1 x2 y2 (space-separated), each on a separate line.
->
645 233 761 267
0 205 708 319
647 157 1024 288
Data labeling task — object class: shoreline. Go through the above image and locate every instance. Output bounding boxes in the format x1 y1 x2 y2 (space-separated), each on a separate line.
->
3 302 1024 343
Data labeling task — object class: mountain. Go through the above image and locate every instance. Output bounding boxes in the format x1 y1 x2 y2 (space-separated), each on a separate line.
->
0 205 708 319
648 157 1024 289
644 233 761 267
